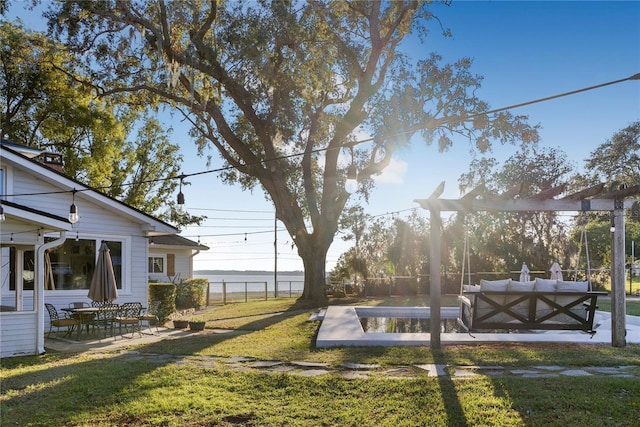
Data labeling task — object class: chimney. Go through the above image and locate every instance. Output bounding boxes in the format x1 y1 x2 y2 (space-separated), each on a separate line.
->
40 152 65 173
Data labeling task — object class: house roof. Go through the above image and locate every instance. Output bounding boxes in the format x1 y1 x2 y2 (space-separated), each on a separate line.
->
150 234 210 250
0 199 71 231
0 139 42 158
1 143 179 236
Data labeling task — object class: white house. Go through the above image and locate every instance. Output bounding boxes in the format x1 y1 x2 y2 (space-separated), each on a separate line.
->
148 234 209 283
0 141 180 357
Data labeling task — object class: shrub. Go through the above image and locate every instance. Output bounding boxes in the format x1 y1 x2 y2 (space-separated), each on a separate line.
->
148 282 176 323
175 278 208 309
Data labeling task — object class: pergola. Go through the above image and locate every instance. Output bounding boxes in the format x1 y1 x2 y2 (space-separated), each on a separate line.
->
415 182 640 349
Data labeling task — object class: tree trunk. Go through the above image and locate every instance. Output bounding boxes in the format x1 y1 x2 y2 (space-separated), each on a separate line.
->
298 238 329 307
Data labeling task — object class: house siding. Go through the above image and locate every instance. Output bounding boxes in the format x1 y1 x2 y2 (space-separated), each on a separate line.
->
0 312 38 357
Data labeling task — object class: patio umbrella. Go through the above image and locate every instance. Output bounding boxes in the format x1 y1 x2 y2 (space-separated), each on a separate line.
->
549 262 564 281
88 241 118 302
519 262 530 282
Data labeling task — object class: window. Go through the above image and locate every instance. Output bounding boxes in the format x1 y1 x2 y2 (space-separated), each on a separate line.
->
6 248 35 291
149 257 164 274
46 238 123 290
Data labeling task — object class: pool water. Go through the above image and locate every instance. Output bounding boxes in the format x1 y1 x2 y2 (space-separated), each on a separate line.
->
359 317 463 333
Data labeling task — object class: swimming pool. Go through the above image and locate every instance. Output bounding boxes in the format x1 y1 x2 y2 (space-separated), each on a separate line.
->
314 305 624 348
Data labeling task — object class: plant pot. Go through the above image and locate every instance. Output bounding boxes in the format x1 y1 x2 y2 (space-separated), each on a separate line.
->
189 321 206 331
173 320 189 329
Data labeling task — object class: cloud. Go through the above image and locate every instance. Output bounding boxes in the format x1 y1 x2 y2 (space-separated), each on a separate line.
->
373 157 408 184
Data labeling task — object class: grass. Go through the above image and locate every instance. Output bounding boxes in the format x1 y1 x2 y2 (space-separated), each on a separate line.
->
2 297 640 426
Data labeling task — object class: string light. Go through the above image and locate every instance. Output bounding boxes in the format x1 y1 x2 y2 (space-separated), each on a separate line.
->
68 188 79 224
177 174 186 213
610 212 616 233
0 204 4 222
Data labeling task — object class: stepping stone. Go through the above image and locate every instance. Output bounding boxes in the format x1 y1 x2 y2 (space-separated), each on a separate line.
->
510 369 542 375
384 367 411 376
522 373 559 378
341 371 369 379
587 367 630 375
291 369 331 377
340 362 380 370
270 366 296 373
291 361 329 368
414 364 448 377
533 365 565 371
249 361 283 368
560 369 592 376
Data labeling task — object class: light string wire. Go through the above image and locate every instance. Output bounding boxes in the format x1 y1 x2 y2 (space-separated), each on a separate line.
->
0 73 636 200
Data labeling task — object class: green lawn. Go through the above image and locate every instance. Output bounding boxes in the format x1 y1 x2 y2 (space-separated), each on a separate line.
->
2 297 640 426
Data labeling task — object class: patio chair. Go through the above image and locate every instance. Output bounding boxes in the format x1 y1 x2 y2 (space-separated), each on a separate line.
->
68 302 97 336
93 302 119 339
139 300 162 334
113 302 143 339
45 303 79 338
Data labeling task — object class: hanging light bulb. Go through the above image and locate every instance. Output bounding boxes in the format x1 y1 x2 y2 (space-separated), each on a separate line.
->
177 174 185 213
345 148 358 194
0 204 5 222
69 189 79 224
610 212 616 233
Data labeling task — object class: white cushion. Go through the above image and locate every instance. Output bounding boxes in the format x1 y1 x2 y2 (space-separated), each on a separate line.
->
479 279 510 292
463 284 481 292
508 281 535 292
556 281 588 292
534 278 557 292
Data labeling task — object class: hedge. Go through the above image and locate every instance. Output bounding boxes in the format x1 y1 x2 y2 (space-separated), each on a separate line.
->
175 278 208 310
148 282 176 323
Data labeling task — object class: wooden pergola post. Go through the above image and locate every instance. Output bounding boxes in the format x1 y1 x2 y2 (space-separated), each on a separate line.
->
429 208 441 350
611 203 627 347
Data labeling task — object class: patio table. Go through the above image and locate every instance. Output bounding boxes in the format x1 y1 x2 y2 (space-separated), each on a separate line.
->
62 306 120 339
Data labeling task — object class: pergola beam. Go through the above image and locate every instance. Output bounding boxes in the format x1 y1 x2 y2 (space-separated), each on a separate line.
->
413 198 637 213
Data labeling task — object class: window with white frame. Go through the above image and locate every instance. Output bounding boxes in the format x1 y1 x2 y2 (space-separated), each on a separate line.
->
45 238 123 290
148 256 164 274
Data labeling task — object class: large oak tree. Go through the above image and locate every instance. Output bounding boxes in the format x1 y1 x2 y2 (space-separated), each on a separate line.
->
1 20 203 226
47 1 538 305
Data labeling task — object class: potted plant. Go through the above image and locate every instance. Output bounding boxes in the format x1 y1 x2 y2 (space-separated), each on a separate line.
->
188 316 207 331
171 313 189 329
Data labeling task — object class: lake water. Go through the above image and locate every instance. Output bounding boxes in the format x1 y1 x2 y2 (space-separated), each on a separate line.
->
194 272 305 297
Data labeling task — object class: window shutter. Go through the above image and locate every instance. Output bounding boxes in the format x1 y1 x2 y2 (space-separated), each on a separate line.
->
167 253 175 276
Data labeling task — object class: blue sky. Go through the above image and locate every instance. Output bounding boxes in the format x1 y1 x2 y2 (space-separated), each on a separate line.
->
7 1 640 272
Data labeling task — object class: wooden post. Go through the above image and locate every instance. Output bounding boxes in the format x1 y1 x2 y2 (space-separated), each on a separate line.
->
222 281 227 305
611 205 627 347
430 209 442 349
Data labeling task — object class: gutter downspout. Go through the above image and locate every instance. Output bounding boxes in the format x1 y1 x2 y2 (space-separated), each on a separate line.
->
35 232 67 354
189 250 201 278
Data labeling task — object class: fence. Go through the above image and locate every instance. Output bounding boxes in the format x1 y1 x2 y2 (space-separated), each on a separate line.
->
205 280 304 305
363 268 638 297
